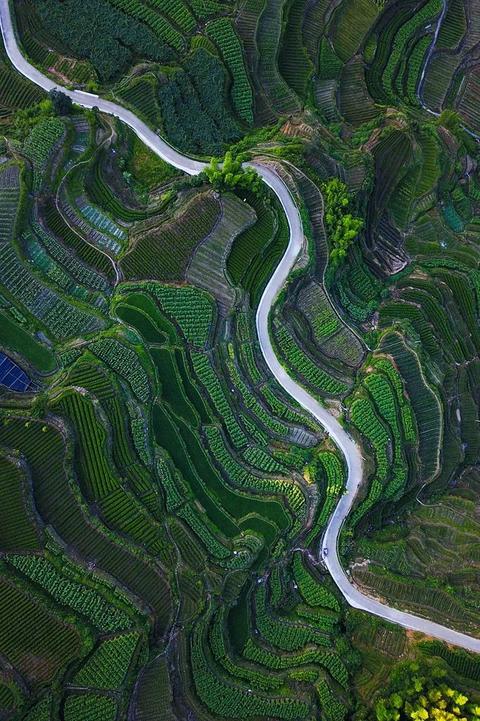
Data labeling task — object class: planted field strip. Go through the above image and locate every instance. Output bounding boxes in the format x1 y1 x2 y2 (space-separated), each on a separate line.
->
107 0 185 51
234 0 279 125
152 391 287 542
380 332 442 482
0 575 83 684
0 244 104 339
204 425 305 523
152 404 240 538
382 0 442 102
403 35 431 104
206 19 254 123
7 554 134 632
60 194 121 255
178 504 231 560
338 59 379 124
225 345 296 439
290 168 328 269
77 197 127 241
0 455 41 551
42 198 116 279
298 281 363 367
244 637 348 688
87 155 153 223
0 63 44 115
99 486 167 556
422 51 459 111
133 655 175 721
0 165 20 244
191 618 309 720
191 351 248 448
187 194 256 316
149 0 196 33
457 68 480 134
73 632 140 689
293 552 340 612
24 230 104 308
330 0 380 61
228 193 289 306
23 117 65 191
122 192 220 281
256 0 300 114
313 78 340 123
0 419 172 634
420 641 480 681
348 395 391 524
254 583 330 651
261 382 319 433
116 76 161 127
272 319 349 396
437 0 466 49
303 0 328 63
70 117 91 155
306 452 346 543
278 0 314 99
32 222 110 293
148 284 215 347
227 195 276 284
362 370 410 499
63 694 117 721
209 608 283 692
353 566 479 633
89 338 151 403
53 390 121 500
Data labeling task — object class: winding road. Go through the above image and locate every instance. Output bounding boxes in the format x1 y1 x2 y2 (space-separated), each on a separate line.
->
2 0 480 653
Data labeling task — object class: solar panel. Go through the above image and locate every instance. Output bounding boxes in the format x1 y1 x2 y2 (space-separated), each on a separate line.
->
0 351 31 392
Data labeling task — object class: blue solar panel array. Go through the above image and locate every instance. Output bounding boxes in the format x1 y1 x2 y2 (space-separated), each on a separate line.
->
0 352 31 392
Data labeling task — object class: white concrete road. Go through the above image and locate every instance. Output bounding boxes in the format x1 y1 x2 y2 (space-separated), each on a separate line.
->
2 0 480 653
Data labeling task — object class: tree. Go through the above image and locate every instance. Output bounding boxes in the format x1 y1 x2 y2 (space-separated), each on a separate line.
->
203 151 263 195
373 661 479 721
48 89 73 116
322 178 363 268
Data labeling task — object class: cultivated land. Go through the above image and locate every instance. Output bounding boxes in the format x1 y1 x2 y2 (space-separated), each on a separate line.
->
1 0 480 719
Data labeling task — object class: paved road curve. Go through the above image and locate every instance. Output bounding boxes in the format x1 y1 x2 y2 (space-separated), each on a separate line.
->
2 0 480 653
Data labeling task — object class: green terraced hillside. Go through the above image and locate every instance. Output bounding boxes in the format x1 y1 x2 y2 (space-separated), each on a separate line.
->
1 0 480 718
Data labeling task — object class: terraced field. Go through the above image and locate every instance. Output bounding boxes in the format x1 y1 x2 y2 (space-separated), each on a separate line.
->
2 0 480 719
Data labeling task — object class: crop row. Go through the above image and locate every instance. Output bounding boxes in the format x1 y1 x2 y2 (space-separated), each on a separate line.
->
7 554 132 632
273 321 349 396
122 193 220 281
23 117 65 190
0 418 172 633
0 455 40 551
255 584 330 652
32 222 110 293
107 0 184 50
191 351 248 448
148 284 215 347
63 694 117 721
206 19 254 123
73 632 140 689
191 620 309 719
90 338 151 403
0 244 104 340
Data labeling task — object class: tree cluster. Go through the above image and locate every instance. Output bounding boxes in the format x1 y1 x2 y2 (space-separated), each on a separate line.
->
203 152 262 194
36 0 173 81
375 662 479 721
158 49 240 156
322 178 363 267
